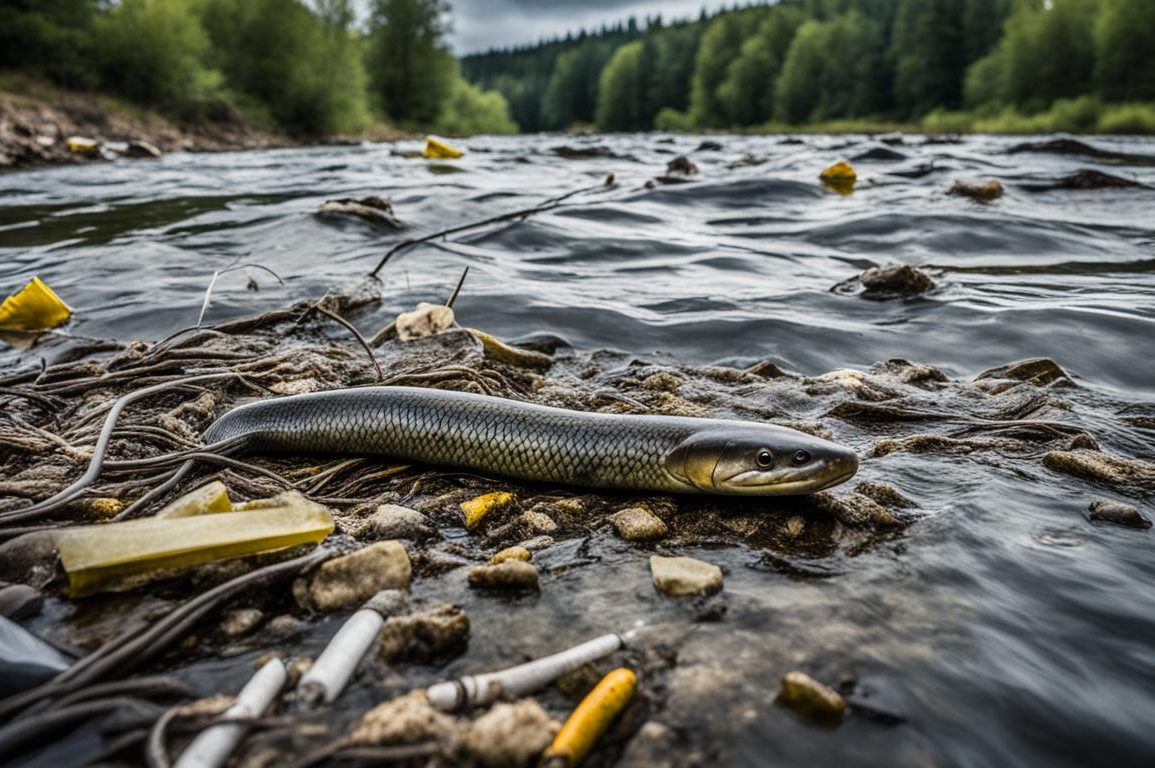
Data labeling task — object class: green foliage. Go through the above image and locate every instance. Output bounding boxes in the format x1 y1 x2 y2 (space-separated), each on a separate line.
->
435 74 518 135
716 5 804 125
1094 0 1155 101
365 0 455 126
595 42 645 132
0 0 100 88
776 11 887 123
542 43 614 131
653 108 695 132
689 12 754 128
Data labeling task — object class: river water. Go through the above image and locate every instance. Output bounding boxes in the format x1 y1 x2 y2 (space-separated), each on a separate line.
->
2 134 1154 766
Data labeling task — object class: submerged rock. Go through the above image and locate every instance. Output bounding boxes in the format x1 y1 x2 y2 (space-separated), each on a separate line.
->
1088 500 1152 529
462 699 558 768
294 541 411 613
852 146 906 162
1022 169 1148 192
380 604 470 662
777 671 846 722
976 358 1070 388
852 264 935 300
317 195 401 228
666 155 698 175
467 560 539 592
1044 450 1155 485
948 178 1004 202
650 555 723 597
608 506 669 542
1007 138 1155 166
695 140 723 152
810 492 902 528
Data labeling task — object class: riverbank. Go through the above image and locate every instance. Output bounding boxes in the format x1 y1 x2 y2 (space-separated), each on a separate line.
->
0 77 410 171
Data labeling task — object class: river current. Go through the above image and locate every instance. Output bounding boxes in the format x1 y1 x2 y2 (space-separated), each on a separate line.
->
2 134 1154 766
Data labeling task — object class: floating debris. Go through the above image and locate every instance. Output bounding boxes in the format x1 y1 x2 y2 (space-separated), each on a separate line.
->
948 178 1004 202
424 135 464 159
350 690 456 746
57 492 335 597
0 277 72 332
396 303 455 341
317 195 401 228
777 670 846 722
819 160 856 194
65 136 99 156
1044 450 1155 486
650 555 723 597
546 667 637 767
1088 500 1152 530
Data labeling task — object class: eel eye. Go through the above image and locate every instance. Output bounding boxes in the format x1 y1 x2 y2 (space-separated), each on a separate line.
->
793 450 811 465
756 449 774 468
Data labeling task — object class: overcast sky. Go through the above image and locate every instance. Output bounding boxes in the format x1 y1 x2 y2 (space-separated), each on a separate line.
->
448 0 748 54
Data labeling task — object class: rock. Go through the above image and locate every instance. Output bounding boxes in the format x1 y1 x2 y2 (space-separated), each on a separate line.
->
620 721 680 768
608 507 669 542
853 481 916 509
1088 500 1152 529
650 555 723 597
858 264 935 299
380 604 470 662
695 140 723 152
462 699 558 768
461 491 514 530
317 195 401 228
948 178 1004 202
852 146 906 162
517 535 555 552
1043 450 1155 485
0 584 43 621
490 546 531 564
124 140 161 158
350 691 458 745
666 155 698 175
395 303 455 341
975 358 1070 387
551 145 618 159
367 504 434 540
809 492 902 528
0 532 59 589
521 508 558 535
467 560 539 592
294 542 411 613
1022 169 1147 192
777 671 846 721
219 608 263 638
1007 138 1155 166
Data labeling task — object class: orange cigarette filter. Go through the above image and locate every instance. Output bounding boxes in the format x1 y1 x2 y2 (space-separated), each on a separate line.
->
546 667 637 767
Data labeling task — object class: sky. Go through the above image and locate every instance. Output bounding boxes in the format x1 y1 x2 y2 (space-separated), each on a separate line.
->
447 0 748 54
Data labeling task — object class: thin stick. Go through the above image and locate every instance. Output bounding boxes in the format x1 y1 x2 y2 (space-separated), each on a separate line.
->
312 305 383 382
446 266 469 309
196 265 285 328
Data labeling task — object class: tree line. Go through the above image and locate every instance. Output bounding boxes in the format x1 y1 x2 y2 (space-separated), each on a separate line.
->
463 0 1155 134
0 0 516 136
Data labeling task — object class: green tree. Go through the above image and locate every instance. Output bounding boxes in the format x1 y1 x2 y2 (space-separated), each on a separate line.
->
688 12 751 127
435 73 518 135
542 43 613 130
776 11 887 123
1095 0 1155 101
365 0 455 126
716 5 804 125
595 41 645 131
0 0 100 88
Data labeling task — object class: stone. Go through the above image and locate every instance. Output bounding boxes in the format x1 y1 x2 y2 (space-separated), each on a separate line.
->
367 504 433 540
0 584 44 621
462 699 558 768
948 178 1004 202
317 195 401 228
490 546 531 564
521 509 558 535
294 541 411 613
219 608 263 638
395 303 455 341
809 492 902 528
859 264 935 299
1043 450 1155 485
0 532 59 589
608 507 669 542
650 555 723 597
777 671 846 721
350 691 458 745
666 155 698 175
975 358 1070 387
467 560 539 592
124 140 162 158
379 604 470 662
1088 500 1152 529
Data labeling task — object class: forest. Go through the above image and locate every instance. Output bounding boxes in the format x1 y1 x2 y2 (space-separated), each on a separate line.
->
2 0 1153 137
463 0 1155 134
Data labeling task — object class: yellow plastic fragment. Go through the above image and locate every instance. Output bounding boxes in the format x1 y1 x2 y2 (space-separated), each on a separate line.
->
424 135 463 159
66 136 100 155
460 491 513 531
155 480 233 519
465 327 553 370
819 160 857 195
547 668 637 767
57 492 334 597
0 277 73 332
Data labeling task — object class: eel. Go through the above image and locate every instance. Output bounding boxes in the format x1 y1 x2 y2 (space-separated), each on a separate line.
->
204 387 858 495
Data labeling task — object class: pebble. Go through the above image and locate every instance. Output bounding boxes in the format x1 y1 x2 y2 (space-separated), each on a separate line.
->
522 509 558 535
650 555 723 597
490 546 531 564
367 504 433 540
860 264 935 298
463 699 558 768
350 691 458 745
516 535 555 552
809 492 902 528
0 584 44 620
777 671 846 721
219 608 264 638
379 604 470 662
1043 450 1155 485
608 507 669 542
976 357 1070 387
294 541 411 613
467 560 539 592
1088 500 1152 529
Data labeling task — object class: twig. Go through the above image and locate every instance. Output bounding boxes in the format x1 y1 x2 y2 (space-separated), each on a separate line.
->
311 304 383 382
445 266 469 309
196 265 286 328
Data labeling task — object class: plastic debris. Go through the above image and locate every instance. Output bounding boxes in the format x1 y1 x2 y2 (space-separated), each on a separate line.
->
466 328 553 370
948 178 1004 202
460 491 514 531
57 492 334 597
424 135 464 159
299 590 407 706
546 667 637 767
0 615 73 697
819 160 857 194
777 670 846 722
396 303 455 341
0 277 73 332
65 136 100 156
156 481 233 519
173 657 287 768
426 632 627 711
